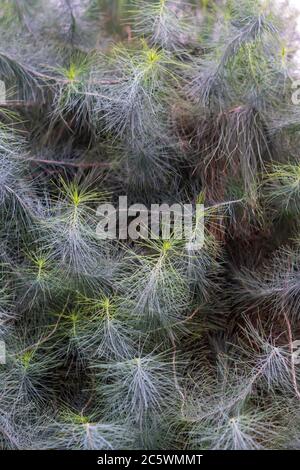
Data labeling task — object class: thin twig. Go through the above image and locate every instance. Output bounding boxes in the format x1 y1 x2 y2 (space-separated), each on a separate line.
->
0 100 43 109
169 331 186 418
28 158 112 169
283 311 300 400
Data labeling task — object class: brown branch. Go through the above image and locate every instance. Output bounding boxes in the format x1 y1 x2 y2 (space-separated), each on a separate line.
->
28 158 112 169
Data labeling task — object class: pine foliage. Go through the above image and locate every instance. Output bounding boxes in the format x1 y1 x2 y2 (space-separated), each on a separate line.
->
0 0 300 450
